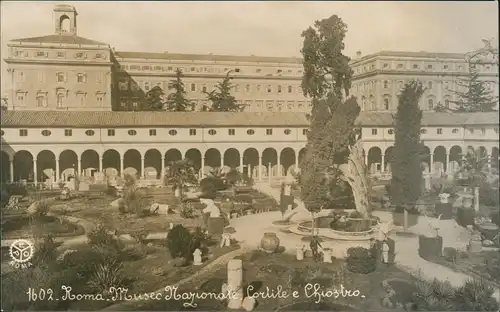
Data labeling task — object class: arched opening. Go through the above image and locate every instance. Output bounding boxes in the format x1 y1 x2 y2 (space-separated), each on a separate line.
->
165 149 182 167
223 148 240 171
59 150 78 181
102 149 120 177
448 146 462 173
262 148 278 177
298 148 307 167
123 149 141 178
59 15 71 33
384 146 393 173
367 147 382 174
492 147 499 170
13 151 33 182
204 148 221 172
433 146 447 173
185 149 202 172
243 148 259 179
144 149 162 179
1 152 11 182
421 146 431 172
37 150 56 182
478 146 488 158
280 147 296 176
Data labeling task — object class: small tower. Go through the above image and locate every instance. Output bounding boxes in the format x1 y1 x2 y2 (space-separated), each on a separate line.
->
54 4 78 35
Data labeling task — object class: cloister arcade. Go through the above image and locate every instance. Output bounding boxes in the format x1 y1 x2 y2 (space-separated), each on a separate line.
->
0 146 308 184
365 144 499 175
1 144 498 183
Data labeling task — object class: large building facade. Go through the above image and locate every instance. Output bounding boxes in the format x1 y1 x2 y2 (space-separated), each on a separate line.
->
1 4 499 185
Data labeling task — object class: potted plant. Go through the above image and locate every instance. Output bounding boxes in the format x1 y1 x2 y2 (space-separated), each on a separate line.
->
418 215 443 261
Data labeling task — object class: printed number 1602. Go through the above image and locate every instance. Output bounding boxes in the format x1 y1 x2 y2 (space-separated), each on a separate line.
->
27 288 54 301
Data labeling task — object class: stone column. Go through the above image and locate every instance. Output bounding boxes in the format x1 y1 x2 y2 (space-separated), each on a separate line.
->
33 158 38 186
9 160 14 183
294 152 299 171
444 153 448 173
120 156 124 177
430 153 434 173
77 156 81 177
141 157 145 179
220 154 224 169
381 154 385 173
161 156 165 179
55 158 60 182
239 155 244 173
98 156 103 173
364 153 368 167
268 162 272 185
277 153 281 177
258 156 262 181
227 259 243 309
447 153 451 173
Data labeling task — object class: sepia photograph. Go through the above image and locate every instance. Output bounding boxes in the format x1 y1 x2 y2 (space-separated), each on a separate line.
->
0 1 499 311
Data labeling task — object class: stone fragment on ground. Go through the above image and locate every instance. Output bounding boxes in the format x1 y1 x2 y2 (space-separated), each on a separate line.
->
110 198 124 208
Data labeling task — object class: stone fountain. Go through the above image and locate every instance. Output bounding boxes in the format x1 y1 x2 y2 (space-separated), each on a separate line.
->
286 139 390 259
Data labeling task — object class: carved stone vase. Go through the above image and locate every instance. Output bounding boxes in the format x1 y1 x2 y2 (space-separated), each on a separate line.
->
261 232 280 253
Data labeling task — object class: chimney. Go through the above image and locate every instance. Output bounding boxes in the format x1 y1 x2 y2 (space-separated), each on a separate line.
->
356 51 362 58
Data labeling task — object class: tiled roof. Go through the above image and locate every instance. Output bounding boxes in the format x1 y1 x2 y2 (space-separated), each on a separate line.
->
1 111 497 128
357 111 499 126
352 50 465 63
0 111 309 128
10 34 109 46
114 51 302 64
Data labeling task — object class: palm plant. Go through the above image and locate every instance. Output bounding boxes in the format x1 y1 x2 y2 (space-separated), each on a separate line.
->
164 159 197 198
455 149 492 210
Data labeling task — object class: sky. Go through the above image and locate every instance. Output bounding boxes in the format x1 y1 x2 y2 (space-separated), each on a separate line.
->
0 1 498 94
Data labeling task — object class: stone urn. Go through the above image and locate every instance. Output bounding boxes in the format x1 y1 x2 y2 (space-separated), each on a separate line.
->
260 232 280 253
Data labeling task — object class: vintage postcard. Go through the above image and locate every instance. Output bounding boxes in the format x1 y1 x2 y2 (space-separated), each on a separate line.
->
1 1 499 311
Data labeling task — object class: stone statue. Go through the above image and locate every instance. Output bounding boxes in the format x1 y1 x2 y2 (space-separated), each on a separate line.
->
337 138 372 219
193 249 202 266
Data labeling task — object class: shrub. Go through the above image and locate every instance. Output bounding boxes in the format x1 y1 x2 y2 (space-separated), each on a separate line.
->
412 279 455 311
346 247 376 274
123 183 146 215
6 183 28 197
442 247 458 263
180 202 196 219
130 229 149 245
87 261 124 294
28 200 51 218
453 279 499 311
188 226 209 260
348 211 362 218
166 224 193 259
225 169 241 186
490 210 499 227
87 224 122 251
33 235 58 265
485 254 500 281
480 185 499 207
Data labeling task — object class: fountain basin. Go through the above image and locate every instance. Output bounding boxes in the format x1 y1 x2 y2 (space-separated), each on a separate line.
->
289 215 376 259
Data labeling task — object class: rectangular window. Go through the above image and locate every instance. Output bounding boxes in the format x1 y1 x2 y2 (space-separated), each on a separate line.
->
64 129 72 136
75 52 84 58
481 128 486 135
427 64 433 69
266 129 273 135
191 84 196 91
302 129 308 135
437 128 443 135
189 129 197 136
57 52 65 58
107 129 115 136
149 129 157 136
443 64 449 70
372 129 378 135
36 51 45 57
228 129 235 135
19 129 28 136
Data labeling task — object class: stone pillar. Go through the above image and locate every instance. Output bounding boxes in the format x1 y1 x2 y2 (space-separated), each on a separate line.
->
98 156 103 173
364 153 368 167
77 156 81 177
201 156 205 179
9 160 14 182
120 156 124 177
33 158 38 186
381 154 385 173
55 158 60 182
141 157 145 179
239 155 244 173
161 156 165 178
227 259 243 309
430 154 434 173
447 153 451 173
268 162 272 185
444 153 448 173
258 156 262 181
294 152 299 171
277 154 281 177
220 154 224 169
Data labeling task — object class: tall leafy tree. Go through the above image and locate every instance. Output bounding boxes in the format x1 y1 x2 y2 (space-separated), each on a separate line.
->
299 15 358 223
165 69 193 112
450 61 497 112
143 86 165 111
389 81 424 226
205 72 242 112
